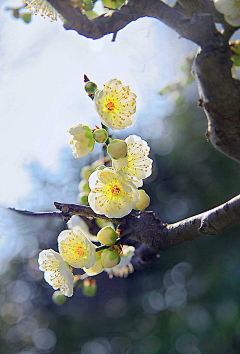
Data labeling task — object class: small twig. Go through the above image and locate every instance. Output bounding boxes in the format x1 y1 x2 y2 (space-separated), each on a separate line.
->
8 207 61 219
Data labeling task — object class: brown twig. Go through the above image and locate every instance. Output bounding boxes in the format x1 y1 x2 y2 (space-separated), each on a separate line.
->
9 194 240 252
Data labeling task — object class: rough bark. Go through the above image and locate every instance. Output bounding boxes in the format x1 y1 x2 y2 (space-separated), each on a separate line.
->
10 194 240 252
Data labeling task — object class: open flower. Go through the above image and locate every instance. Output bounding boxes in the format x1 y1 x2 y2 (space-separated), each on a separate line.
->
23 0 63 21
38 249 73 297
94 79 136 130
58 229 96 269
104 245 135 278
68 124 95 158
67 215 98 242
113 135 153 187
88 167 139 218
214 0 240 26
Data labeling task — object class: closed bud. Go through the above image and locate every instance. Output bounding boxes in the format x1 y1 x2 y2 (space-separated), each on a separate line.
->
77 192 89 205
20 13 31 23
82 279 97 297
81 165 94 180
52 290 67 306
107 139 127 159
97 226 117 246
93 129 108 143
101 246 121 268
78 179 90 193
83 0 94 11
85 81 97 94
134 190 150 210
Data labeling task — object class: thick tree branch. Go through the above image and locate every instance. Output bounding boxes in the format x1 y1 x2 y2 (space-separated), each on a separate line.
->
10 194 240 252
194 37 240 163
48 0 218 46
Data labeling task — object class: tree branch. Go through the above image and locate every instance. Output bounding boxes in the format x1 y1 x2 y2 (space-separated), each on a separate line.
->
10 194 240 252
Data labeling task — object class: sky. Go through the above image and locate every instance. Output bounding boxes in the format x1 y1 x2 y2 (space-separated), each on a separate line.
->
0 0 194 207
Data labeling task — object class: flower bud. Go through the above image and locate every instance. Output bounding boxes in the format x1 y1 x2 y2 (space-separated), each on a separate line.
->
20 13 31 23
134 190 150 210
83 251 104 276
52 290 67 306
84 81 97 94
93 129 108 143
107 139 127 160
77 192 89 205
81 165 94 180
101 246 120 268
82 279 97 297
83 0 94 11
78 179 90 193
97 226 117 246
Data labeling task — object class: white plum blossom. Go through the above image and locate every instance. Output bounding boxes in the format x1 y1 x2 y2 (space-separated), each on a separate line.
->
113 135 153 187
88 167 139 218
94 79 136 130
68 124 95 158
23 0 63 21
58 229 96 269
38 249 73 297
214 0 240 27
67 215 98 242
104 245 135 278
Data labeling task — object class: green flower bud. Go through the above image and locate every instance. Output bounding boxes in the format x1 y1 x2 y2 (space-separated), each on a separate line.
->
134 190 150 210
101 247 120 268
81 165 94 180
93 129 108 143
52 290 67 306
85 81 97 94
107 139 127 160
20 12 31 23
82 279 97 297
83 0 94 11
78 179 90 193
77 192 89 205
97 226 117 246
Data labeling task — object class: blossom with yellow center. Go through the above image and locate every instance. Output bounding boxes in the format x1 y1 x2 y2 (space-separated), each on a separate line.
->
88 167 139 218
104 245 135 279
68 124 95 158
23 0 63 21
38 249 74 297
113 135 153 187
214 0 240 26
94 79 137 131
58 229 96 269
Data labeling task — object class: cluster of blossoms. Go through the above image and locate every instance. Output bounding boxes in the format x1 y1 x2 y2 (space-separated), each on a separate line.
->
214 0 240 27
39 78 152 299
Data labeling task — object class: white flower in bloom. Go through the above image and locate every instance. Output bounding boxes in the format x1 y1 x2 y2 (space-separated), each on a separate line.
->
94 79 136 130
67 215 98 242
104 245 135 278
214 0 240 26
88 167 139 218
58 229 96 269
38 249 73 297
68 124 95 158
113 135 153 187
23 0 63 21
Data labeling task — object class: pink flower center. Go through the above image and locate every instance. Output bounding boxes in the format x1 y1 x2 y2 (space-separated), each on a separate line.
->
106 101 115 111
111 185 121 195
77 246 84 256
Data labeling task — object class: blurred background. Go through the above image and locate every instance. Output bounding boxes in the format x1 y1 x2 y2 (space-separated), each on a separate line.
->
1 1 240 353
